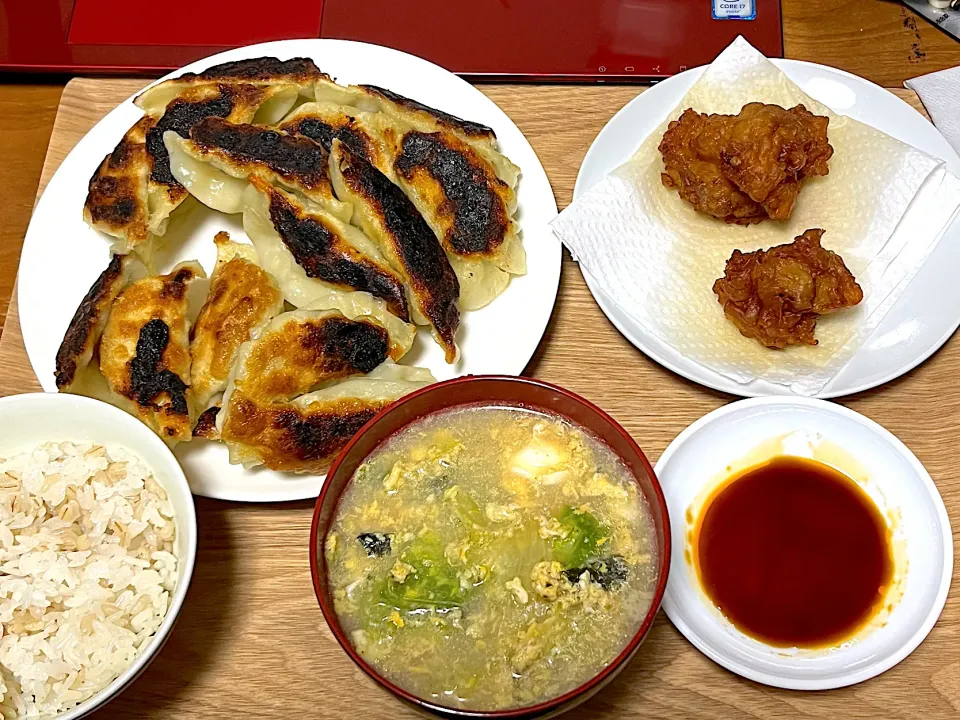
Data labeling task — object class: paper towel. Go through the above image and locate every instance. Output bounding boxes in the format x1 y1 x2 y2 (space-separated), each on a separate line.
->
906 66 960 154
552 38 959 395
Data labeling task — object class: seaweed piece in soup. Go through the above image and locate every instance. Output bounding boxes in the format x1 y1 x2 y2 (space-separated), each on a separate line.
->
357 532 393 557
563 556 629 590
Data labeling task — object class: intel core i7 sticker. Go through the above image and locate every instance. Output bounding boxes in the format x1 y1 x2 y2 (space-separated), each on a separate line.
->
713 0 756 20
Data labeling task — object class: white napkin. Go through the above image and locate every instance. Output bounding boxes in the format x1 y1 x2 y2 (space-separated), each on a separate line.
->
906 66 960 154
552 37 960 396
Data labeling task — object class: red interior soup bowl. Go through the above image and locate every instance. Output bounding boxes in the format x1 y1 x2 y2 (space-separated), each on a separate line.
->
309 376 671 718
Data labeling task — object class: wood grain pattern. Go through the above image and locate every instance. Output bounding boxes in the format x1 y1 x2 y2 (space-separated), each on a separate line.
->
783 0 960 88
0 76 958 720
0 83 61 334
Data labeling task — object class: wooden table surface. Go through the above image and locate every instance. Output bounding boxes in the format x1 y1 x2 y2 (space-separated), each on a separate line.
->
1 2 960 719
0 72 958 719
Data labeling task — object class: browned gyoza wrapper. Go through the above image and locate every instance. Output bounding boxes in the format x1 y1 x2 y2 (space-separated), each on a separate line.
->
217 309 432 472
328 139 461 363
84 56 324 255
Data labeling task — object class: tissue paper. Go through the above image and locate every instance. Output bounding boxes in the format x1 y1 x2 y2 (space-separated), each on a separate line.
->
552 38 958 395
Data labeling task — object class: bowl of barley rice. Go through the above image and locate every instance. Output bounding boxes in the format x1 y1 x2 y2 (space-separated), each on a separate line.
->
0 393 197 719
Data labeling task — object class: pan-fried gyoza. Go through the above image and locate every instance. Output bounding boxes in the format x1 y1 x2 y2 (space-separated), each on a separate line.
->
281 96 524 310
241 177 409 320
279 101 393 174
83 119 156 256
189 232 284 414
217 309 430 471
55 254 146 394
134 56 321 117
98 262 206 443
69 56 532 469
163 118 352 220
85 56 323 256
312 78 503 162
329 140 461 363
387 127 523 310
311 78 520 228
216 362 434 473
220 309 393 405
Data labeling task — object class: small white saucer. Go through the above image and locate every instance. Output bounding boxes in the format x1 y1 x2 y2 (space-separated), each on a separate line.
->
656 397 953 690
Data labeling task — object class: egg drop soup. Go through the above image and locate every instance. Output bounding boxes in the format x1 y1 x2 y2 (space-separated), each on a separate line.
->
325 406 658 711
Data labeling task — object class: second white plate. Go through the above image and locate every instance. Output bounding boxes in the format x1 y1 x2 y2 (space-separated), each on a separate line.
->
19 39 561 502
574 60 960 399
656 397 953 690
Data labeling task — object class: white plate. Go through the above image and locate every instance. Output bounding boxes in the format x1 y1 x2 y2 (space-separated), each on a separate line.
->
18 39 560 502
574 60 960 399
656 397 953 690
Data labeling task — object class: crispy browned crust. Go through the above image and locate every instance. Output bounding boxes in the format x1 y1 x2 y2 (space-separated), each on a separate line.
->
279 114 374 159
395 131 509 257
659 109 767 225
220 391 388 473
334 143 460 362
659 104 833 225
240 314 390 402
55 254 126 390
193 405 221 439
85 166 144 232
361 85 495 140
190 117 332 193
192 264 277 377
89 85 282 244
84 117 153 243
185 57 326 84
136 58 323 110
101 263 203 441
145 85 270 188
190 231 283 399
713 229 863 349
129 318 190 424
259 180 410 321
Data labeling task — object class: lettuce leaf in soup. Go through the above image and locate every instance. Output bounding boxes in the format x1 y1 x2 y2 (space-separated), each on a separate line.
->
381 533 465 610
552 507 610 568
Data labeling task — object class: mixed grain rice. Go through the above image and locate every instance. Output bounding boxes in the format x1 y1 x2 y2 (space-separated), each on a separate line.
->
0 442 178 718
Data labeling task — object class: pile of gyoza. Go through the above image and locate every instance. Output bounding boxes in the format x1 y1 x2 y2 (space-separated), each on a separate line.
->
55 57 525 474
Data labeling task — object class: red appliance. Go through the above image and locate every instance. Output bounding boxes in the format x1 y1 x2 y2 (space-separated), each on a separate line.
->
0 0 782 80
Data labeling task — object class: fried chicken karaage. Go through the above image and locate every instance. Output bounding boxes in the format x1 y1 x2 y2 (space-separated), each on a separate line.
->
659 103 834 224
712 229 863 349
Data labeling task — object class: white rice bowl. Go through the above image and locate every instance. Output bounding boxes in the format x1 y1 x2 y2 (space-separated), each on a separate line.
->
0 441 179 718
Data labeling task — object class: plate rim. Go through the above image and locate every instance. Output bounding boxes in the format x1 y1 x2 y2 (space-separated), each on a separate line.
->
654 395 954 690
18 38 560 502
573 58 960 400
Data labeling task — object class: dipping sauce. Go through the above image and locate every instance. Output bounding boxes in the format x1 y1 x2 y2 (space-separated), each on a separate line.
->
693 456 893 648
326 406 658 711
